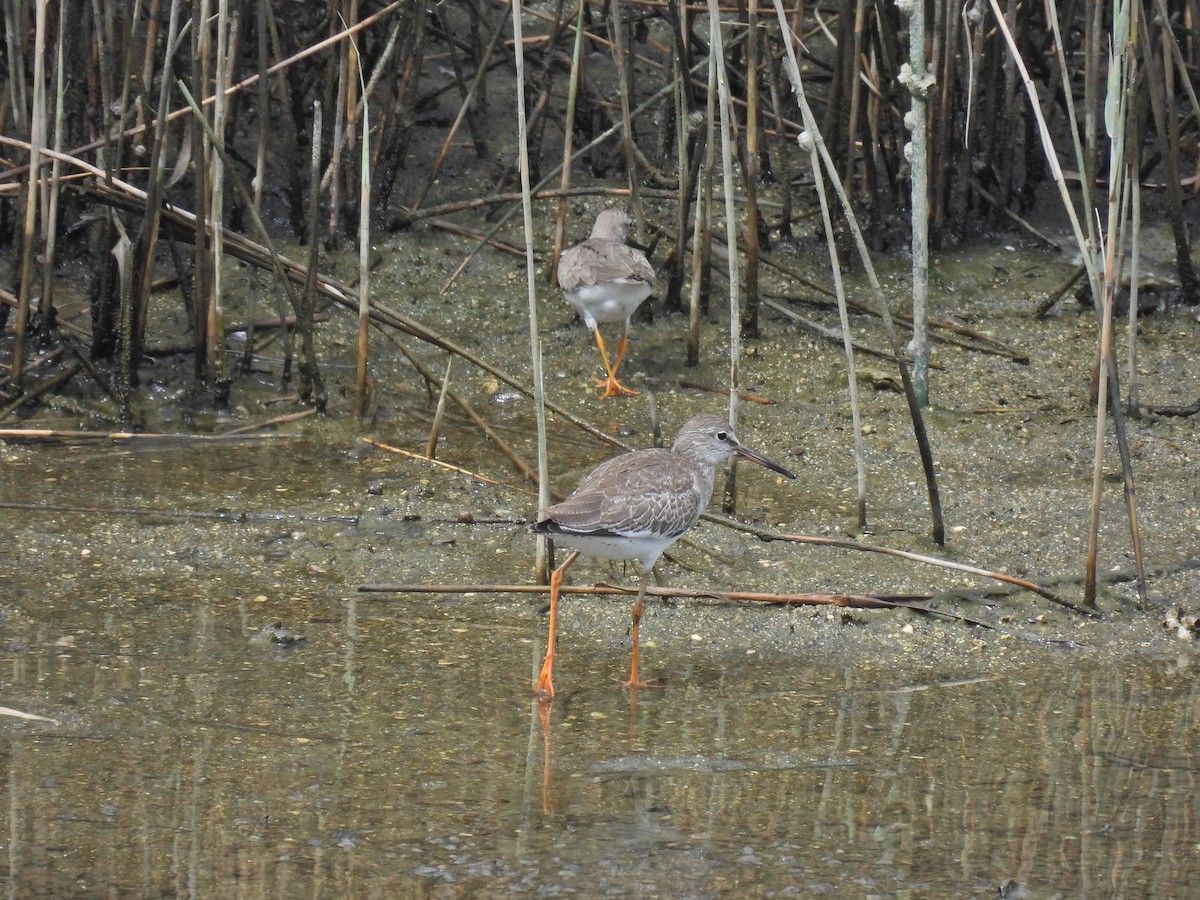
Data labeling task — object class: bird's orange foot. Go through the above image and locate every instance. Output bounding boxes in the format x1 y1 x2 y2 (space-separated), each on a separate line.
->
593 376 639 398
534 661 555 700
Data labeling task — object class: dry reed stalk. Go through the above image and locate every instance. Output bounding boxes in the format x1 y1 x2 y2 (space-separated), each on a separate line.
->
799 129 867 530
344 14 405 178
1087 0 1147 608
176 81 301 390
709 0 747 515
40 0 66 333
512 0 553 584
846 0 867 195
611 0 642 222
740 0 761 338
359 581 932 609
898 0 931 407
551 2 586 278
13 0 48 386
135 0 184 372
664 1 701 315
1035 0 1102 298
112 206 136 424
1126 173 1142 412
261 0 305 237
189 0 212 382
252 0 269 218
4 0 28 121
326 5 351 248
686 37 718 367
1143 0 1199 302
209 0 234 389
302 101 327 408
354 53 372 419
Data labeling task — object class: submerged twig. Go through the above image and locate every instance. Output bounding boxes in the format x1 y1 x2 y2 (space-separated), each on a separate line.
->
363 437 537 496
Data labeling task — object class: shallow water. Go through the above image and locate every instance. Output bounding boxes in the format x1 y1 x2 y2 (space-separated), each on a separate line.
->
2 437 1199 897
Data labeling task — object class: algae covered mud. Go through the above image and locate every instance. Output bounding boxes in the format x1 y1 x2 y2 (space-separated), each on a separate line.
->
2 225 1199 893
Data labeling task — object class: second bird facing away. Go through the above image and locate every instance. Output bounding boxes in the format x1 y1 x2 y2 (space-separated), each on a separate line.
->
530 414 796 699
557 208 655 398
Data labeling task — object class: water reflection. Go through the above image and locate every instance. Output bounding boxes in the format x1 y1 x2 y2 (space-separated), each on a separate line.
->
3 585 1197 896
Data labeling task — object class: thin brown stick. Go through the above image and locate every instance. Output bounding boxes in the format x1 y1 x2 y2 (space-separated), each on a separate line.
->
364 437 538 496
610 0 641 220
702 512 1093 615
217 407 318 436
550 1 586 280
424 217 527 257
357 581 923 606
677 379 774 404
354 47 372 417
355 581 1055 635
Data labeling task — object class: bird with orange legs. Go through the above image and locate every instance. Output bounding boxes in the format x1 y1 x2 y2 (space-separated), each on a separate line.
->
530 414 796 699
556 208 655 398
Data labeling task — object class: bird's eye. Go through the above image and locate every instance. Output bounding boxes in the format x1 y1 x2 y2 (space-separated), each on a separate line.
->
716 430 728 440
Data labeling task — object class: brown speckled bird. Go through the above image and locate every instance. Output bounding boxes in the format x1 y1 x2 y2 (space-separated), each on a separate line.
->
557 209 655 398
530 414 796 698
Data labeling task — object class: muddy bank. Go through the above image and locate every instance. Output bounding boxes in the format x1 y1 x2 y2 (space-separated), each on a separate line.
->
5 222 1199 673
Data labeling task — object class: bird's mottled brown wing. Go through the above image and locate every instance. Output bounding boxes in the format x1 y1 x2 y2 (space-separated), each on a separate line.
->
558 240 656 294
545 449 706 538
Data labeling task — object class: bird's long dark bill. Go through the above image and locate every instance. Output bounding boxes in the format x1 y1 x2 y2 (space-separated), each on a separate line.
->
735 446 796 479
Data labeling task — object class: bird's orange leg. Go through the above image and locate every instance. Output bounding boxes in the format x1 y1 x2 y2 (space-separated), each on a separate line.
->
535 550 580 700
623 579 658 689
591 327 638 398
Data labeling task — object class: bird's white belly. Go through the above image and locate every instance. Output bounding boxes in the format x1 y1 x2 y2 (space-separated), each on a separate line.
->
565 279 652 326
549 531 677 572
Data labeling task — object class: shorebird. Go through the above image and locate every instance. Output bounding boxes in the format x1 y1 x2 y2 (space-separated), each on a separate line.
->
530 413 796 698
557 208 655 398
